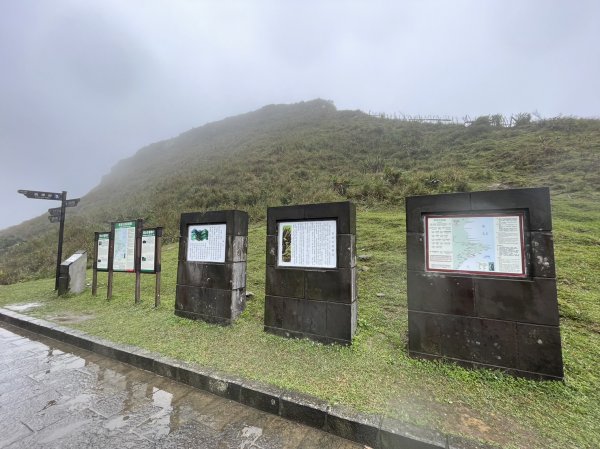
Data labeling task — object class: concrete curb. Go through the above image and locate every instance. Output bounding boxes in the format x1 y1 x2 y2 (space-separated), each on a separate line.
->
0 308 498 449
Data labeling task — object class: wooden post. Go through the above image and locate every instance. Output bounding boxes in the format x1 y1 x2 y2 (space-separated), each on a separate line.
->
92 232 99 296
107 224 115 300
154 228 163 307
134 219 143 304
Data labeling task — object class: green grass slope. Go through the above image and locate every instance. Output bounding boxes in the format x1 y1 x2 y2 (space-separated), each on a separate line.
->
0 203 598 448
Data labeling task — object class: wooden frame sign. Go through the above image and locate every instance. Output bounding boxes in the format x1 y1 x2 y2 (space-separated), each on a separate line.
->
107 219 143 302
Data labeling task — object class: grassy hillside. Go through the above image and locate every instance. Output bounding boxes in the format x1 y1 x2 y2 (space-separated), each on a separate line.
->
1 99 599 283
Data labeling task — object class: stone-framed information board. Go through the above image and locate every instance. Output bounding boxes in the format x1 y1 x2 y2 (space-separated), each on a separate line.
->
406 187 563 380
265 201 357 345
175 210 248 325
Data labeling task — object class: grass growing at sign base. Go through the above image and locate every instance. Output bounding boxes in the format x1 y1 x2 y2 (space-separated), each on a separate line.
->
1 199 599 449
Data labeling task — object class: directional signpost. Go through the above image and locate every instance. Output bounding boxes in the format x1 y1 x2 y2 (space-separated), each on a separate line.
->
17 189 80 290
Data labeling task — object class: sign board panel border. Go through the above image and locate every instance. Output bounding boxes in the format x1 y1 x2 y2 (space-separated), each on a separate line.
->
111 220 138 273
424 212 527 278
276 219 337 269
141 227 162 274
96 232 111 272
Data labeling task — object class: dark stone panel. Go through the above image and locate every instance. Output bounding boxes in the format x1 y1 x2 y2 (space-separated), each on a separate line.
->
302 299 327 335
280 392 328 430
326 301 356 342
337 234 356 268
265 266 305 298
406 233 425 271
226 235 247 262
264 296 284 328
177 261 245 290
304 201 356 234
175 285 218 317
407 272 475 316
266 235 277 266
407 312 442 356
326 404 380 447
529 232 556 278
469 187 551 231
379 417 447 449
306 268 356 303
229 288 246 320
239 380 282 415
267 205 305 235
440 317 517 367
406 192 471 233
178 237 187 262
516 323 564 378
474 277 559 326
282 297 304 332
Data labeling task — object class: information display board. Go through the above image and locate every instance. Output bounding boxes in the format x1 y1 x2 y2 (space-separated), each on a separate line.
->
277 220 337 268
96 232 110 271
141 229 156 273
187 223 226 263
112 221 137 272
425 213 525 276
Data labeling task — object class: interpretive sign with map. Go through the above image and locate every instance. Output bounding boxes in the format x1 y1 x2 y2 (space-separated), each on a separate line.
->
96 232 110 271
113 221 136 272
277 220 337 268
187 223 226 263
425 213 525 276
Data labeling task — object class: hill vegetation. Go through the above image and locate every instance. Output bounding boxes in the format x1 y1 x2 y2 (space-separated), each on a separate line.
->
1 99 599 284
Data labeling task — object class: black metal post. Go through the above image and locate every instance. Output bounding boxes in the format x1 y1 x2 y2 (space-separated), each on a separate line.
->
54 191 67 290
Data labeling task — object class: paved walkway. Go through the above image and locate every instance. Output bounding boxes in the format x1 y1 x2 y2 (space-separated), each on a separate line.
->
0 323 362 449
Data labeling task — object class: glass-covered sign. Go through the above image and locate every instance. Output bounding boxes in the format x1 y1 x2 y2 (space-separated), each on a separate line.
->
97 232 110 271
113 221 136 272
141 229 156 273
277 220 337 268
425 213 526 277
187 223 226 263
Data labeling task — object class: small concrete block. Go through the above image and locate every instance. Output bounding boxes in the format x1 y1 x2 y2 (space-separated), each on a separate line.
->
267 204 305 235
177 363 215 391
239 380 282 415
337 234 356 268
304 201 356 234
177 261 229 289
306 268 356 303
516 323 564 378
379 417 447 449
153 356 177 379
474 277 559 326
529 232 556 278
326 404 380 447
264 295 284 328
266 267 305 298
406 192 471 233
470 187 551 231
280 391 328 430
206 371 243 401
264 325 304 341
226 235 248 262
407 272 475 316
282 297 304 332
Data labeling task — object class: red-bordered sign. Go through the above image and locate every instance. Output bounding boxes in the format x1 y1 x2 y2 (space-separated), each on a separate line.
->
425 212 526 277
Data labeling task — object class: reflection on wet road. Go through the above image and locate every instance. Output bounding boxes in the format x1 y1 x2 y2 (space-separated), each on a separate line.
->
0 324 361 449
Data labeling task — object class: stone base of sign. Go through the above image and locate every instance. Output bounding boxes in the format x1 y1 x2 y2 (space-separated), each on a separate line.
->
58 250 87 296
406 187 563 380
175 210 248 325
264 202 357 345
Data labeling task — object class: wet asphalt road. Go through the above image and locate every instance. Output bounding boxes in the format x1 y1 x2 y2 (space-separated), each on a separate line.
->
0 323 362 449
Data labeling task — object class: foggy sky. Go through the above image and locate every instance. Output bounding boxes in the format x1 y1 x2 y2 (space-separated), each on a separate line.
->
1 0 599 230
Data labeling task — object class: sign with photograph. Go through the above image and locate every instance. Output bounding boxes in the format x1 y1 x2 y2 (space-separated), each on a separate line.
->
141 229 156 273
112 221 136 272
425 213 525 276
97 232 110 271
277 220 337 268
187 223 226 263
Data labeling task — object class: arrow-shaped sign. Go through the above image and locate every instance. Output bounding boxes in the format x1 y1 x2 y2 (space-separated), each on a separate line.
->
48 215 61 223
48 207 62 216
18 190 63 200
65 198 80 207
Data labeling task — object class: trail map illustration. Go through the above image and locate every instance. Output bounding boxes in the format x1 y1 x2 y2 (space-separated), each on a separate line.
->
426 214 524 276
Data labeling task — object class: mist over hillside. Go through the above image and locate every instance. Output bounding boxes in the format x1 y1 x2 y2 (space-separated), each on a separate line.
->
1 99 599 284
